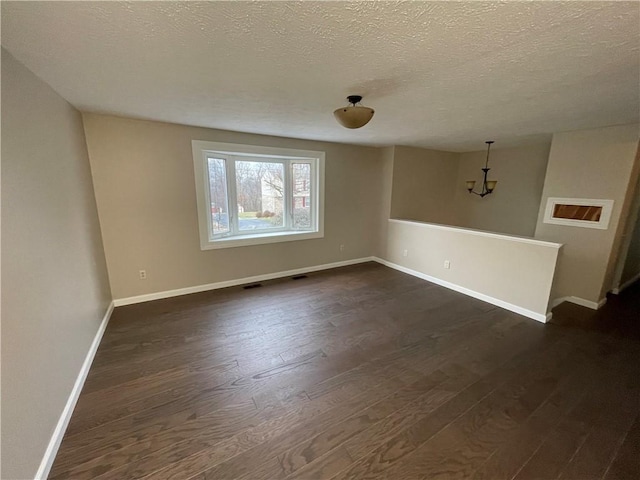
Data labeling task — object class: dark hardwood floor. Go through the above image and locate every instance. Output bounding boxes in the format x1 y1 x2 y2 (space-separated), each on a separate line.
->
50 262 640 479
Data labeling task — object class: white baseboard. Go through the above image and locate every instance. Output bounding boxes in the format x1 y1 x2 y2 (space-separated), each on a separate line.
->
113 257 557 324
611 272 640 295
114 257 375 306
35 301 115 480
371 257 549 323
551 295 607 310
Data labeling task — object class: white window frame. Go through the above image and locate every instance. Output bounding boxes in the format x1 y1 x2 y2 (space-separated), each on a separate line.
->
192 140 325 250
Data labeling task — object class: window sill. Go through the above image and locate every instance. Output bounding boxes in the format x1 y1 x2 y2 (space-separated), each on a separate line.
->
201 230 323 250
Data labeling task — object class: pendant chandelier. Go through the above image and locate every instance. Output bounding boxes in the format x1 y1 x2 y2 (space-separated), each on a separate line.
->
466 141 498 197
333 95 375 129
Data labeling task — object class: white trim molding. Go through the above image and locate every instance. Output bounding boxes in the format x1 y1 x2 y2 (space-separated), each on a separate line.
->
373 257 550 323
114 258 375 306
611 272 640 295
115 256 555 322
388 219 563 249
35 301 115 480
551 296 607 310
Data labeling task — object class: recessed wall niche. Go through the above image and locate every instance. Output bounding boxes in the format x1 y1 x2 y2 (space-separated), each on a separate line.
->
543 197 614 230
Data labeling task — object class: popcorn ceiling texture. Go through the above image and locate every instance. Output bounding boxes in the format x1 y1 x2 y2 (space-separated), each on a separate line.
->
2 1 638 151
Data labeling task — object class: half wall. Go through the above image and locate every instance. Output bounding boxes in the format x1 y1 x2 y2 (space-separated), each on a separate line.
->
380 220 562 322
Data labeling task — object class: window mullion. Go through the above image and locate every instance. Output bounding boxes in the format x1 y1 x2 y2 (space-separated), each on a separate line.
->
226 156 239 235
283 160 291 230
203 154 215 240
311 160 317 231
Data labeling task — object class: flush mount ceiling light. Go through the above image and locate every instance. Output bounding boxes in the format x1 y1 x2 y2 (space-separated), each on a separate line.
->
466 141 498 197
333 95 375 129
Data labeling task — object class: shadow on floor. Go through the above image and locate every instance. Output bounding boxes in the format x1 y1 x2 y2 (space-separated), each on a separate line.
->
551 281 640 339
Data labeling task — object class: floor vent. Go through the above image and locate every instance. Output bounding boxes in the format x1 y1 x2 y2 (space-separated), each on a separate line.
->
292 274 308 280
243 283 262 290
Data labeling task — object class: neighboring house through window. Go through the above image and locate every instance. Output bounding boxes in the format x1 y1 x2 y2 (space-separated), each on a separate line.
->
192 140 325 249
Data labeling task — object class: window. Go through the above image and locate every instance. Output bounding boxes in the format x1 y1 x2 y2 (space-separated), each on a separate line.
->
192 141 325 249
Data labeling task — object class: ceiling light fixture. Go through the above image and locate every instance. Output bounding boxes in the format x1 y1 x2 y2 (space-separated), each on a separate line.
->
466 141 498 197
333 95 375 129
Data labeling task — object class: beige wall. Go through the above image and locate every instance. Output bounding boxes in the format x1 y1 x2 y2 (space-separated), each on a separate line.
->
390 146 459 225
620 204 640 287
382 220 561 319
606 144 640 293
453 143 551 236
534 124 640 304
601 144 640 298
374 146 395 258
82 114 383 299
387 142 550 237
1 51 112 479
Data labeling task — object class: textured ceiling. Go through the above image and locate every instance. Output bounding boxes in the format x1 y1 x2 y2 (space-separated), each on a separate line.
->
2 1 639 151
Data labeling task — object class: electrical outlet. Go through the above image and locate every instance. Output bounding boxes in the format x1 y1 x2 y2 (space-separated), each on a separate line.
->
402 249 408 257
444 260 451 269
139 269 147 280
340 244 345 252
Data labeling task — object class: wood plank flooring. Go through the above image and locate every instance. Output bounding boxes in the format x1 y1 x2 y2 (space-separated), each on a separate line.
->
50 262 640 479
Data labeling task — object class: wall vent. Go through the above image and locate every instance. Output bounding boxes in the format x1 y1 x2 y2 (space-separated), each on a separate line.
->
243 283 262 290
292 275 308 280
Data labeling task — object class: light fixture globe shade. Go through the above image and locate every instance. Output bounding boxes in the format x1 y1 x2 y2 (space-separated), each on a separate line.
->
333 105 375 129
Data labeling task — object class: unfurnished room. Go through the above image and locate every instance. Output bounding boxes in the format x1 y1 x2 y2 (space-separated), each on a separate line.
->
2 1 640 479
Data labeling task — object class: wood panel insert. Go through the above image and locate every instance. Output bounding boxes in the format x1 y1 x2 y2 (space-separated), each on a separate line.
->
552 204 603 222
